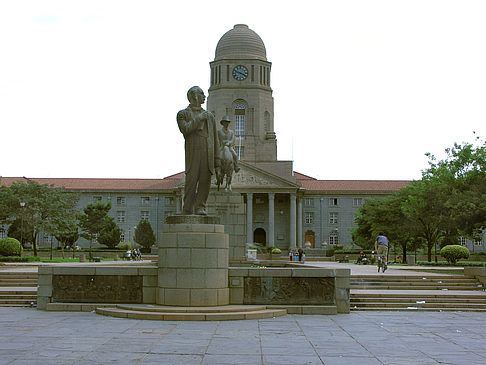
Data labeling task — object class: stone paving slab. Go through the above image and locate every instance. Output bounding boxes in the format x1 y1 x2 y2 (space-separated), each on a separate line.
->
1 308 486 364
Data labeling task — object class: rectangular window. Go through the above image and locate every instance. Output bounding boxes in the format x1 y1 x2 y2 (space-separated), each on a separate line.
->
235 146 244 158
0 228 6 239
235 115 245 135
141 211 150 221
329 213 338 224
120 232 126 242
329 232 339 245
353 198 363 206
329 198 338 206
93 196 102 201
117 196 126 205
459 237 467 246
474 240 483 246
304 198 313 206
117 211 126 223
305 212 313 224
165 197 174 205
141 196 151 205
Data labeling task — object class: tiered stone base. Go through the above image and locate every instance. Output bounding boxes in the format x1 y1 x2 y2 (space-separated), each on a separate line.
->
157 216 229 306
96 304 286 321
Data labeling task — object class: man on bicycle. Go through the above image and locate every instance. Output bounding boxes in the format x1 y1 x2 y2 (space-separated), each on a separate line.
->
375 232 389 272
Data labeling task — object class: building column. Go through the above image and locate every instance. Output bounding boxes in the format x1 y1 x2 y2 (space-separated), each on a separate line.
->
268 193 275 247
289 193 296 250
246 193 253 243
297 197 303 248
175 195 182 215
320 197 325 248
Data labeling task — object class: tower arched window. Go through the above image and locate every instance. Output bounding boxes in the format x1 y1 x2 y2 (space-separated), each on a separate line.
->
234 103 246 136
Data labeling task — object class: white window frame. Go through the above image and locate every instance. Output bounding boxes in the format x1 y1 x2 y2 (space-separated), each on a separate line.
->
117 211 126 223
329 198 338 206
329 231 339 245
304 212 313 224
329 212 338 224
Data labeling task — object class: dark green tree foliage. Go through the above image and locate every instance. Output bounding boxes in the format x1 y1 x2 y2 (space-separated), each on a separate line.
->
98 219 122 249
55 222 79 249
424 135 486 240
354 135 485 263
7 218 35 247
134 220 156 252
0 180 79 256
78 201 120 251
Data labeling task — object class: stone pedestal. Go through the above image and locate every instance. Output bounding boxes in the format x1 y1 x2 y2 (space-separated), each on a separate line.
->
157 215 229 306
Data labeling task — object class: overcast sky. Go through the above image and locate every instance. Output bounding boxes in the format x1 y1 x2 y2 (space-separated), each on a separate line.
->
1 0 485 181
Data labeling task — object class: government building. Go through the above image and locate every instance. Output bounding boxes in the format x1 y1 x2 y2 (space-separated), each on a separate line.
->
3 25 482 258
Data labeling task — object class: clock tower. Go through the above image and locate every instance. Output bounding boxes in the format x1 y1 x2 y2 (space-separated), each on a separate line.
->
207 24 277 163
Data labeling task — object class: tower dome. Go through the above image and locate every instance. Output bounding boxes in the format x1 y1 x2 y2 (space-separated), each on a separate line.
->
215 24 267 61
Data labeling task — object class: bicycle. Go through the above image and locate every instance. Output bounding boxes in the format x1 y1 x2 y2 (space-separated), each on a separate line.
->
377 255 387 273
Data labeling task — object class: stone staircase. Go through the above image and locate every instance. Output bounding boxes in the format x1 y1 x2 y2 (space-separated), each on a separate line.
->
351 273 486 312
0 271 38 307
95 304 287 321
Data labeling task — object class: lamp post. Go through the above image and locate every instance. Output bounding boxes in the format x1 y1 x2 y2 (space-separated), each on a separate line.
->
20 202 25 257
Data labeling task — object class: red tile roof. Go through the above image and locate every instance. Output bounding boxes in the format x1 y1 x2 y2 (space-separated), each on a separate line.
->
0 173 184 191
294 172 410 193
1 172 410 193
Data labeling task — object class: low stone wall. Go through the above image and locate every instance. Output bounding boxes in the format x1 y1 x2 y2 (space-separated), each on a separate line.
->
464 267 486 286
228 267 350 313
37 265 158 310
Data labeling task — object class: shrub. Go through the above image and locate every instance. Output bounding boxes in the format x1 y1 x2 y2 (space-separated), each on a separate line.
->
271 247 281 254
117 242 136 251
440 245 470 264
0 238 22 256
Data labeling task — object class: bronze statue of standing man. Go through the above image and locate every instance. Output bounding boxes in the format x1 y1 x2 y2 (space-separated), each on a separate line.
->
177 86 220 215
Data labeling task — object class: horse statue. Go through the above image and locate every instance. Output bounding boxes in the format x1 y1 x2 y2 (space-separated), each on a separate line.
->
216 145 234 192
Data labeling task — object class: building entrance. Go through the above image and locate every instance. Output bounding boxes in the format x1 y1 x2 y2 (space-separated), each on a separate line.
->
305 230 315 248
253 228 266 245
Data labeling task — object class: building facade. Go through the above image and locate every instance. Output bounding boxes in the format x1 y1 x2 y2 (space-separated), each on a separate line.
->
2 25 484 257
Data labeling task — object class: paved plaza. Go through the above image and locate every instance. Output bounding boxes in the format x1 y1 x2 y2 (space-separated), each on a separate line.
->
0 308 485 364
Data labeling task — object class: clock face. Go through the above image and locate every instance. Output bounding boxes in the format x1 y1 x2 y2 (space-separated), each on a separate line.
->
232 65 248 80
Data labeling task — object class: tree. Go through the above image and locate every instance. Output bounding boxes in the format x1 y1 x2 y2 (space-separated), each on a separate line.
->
55 221 79 258
0 180 79 256
7 218 35 247
424 134 486 240
353 192 416 263
134 220 156 253
78 201 121 254
98 219 122 249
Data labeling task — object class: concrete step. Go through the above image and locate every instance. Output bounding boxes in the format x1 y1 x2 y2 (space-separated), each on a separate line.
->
0 282 38 287
351 301 486 309
96 305 287 321
351 307 486 312
351 297 486 304
350 284 483 291
0 299 37 305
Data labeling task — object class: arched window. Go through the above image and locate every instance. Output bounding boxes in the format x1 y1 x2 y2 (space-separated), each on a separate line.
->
234 103 245 136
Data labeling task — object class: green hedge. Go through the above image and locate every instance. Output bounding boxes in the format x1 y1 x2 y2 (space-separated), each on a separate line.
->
417 261 486 267
334 249 373 254
0 256 40 262
0 238 23 256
